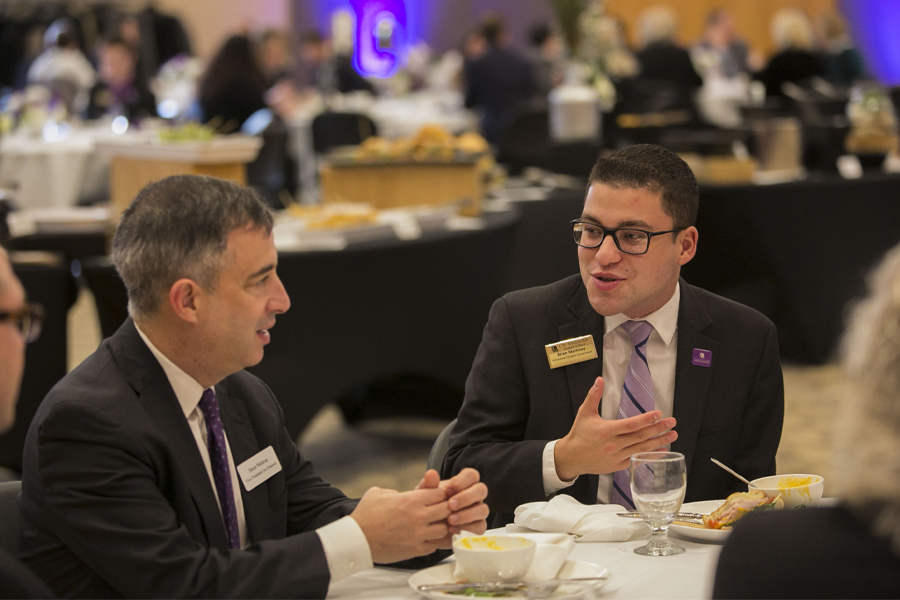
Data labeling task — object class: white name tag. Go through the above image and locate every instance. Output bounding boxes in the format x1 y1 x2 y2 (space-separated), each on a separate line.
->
236 446 283 492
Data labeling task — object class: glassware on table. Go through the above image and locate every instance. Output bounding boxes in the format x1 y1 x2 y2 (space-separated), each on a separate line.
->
630 451 687 556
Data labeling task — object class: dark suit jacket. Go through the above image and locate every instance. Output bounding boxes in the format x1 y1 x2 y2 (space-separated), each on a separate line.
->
19 319 359 598
637 42 703 90
713 505 900 598
464 47 535 146
0 548 54 598
443 275 783 524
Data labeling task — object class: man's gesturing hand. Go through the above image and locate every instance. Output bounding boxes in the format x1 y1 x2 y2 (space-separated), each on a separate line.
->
416 468 489 546
553 377 677 481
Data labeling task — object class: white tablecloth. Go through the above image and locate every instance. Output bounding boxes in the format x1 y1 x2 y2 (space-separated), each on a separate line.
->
327 529 722 599
0 128 110 209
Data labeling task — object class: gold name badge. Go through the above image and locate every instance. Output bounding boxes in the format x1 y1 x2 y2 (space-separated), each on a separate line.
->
544 335 598 369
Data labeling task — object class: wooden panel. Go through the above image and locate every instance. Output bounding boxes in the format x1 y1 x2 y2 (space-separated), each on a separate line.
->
109 158 247 218
319 163 482 215
606 0 837 57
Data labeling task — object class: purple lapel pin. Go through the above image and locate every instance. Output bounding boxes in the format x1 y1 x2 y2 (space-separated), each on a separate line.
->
692 348 712 367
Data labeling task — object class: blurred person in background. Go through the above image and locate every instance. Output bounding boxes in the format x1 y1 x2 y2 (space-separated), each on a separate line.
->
816 12 866 88
0 247 52 599
26 18 96 115
756 8 824 98
257 29 293 89
634 5 702 91
690 9 762 82
713 241 900 599
198 35 267 133
86 35 157 122
464 14 535 146
526 23 565 98
299 31 375 96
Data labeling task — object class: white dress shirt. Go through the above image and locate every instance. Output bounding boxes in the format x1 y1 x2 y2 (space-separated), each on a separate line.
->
541 282 681 503
134 325 372 581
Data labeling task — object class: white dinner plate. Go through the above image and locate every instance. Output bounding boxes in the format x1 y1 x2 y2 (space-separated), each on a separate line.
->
669 499 729 543
408 560 609 599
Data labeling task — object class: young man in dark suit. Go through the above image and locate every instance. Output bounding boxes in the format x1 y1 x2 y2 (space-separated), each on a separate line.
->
443 144 783 525
19 176 488 598
0 247 53 599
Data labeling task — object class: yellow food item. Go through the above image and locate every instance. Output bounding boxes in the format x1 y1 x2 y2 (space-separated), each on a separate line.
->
776 476 814 490
456 131 490 154
457 537 503 551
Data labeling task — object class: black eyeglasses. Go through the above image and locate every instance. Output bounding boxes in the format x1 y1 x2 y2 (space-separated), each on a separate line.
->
571 220 686 255
0 303 44 343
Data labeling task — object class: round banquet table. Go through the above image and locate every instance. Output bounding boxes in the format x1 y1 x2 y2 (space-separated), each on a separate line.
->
327 531 723 599
0 128 110 208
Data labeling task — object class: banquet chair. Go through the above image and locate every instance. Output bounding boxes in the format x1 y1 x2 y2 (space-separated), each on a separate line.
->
0 480 22 554
495 105 550 175
81 256 129 340
426 418 457 473
311 111 378 155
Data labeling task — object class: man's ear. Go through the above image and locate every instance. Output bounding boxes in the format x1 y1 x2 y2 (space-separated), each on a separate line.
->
168 278 202 323
677 226 698 266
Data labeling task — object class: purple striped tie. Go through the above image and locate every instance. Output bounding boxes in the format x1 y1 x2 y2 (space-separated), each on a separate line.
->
198 389 241 549
610 321 655 509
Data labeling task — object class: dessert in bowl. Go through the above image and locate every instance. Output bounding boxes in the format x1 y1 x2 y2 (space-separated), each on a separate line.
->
451 535 536 583
749 474 824 508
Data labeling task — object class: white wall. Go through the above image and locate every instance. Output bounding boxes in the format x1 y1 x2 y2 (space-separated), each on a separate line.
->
155 0 290 60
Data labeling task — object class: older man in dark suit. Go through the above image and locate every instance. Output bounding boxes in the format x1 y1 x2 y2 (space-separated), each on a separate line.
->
0 247 52 598
19 176 488 598
443 144 783 525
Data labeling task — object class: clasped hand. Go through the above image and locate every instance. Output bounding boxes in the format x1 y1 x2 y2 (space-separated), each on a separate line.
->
554 377 678 481
350 467 488 564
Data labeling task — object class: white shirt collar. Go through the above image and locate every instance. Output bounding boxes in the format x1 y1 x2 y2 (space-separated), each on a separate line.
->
134 323 209 419
603 281 680 346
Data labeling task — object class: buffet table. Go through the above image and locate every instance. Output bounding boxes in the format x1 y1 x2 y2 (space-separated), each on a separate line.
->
328 532 721 599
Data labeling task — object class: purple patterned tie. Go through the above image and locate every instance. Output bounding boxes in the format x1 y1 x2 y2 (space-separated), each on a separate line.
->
198 388 241 549
610 321 655 509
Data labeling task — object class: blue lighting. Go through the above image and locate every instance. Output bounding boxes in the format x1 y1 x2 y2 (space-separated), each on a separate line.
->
841 0 900 85
350 0 408 77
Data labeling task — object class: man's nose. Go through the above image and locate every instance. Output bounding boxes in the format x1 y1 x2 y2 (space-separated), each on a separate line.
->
270 274 291 314
594 233 622 264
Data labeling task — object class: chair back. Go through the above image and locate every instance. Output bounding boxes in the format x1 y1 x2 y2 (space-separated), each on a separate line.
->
81 256 129 340
311 112 378 155
0 480 22 555
426 418 457 473
496 106 550 175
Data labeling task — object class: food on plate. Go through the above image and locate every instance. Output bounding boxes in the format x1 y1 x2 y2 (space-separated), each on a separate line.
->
157 122 215 141
285 202 378 230
340 125 490 163
702 490 784 530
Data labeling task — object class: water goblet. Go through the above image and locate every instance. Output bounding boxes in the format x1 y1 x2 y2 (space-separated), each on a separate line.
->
630 451 687 556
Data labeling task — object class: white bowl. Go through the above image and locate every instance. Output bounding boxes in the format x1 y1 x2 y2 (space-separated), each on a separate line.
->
749 474 825 508
452 535 536 582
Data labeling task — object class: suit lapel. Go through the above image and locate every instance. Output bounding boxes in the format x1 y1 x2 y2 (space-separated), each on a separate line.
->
559 286 604 500
215 380 274 543
670 282 719 477
111 320 230 550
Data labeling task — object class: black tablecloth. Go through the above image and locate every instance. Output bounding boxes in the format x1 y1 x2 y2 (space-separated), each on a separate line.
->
684 172 900 363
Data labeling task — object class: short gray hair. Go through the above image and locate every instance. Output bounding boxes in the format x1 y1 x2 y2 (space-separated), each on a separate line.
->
112 175 274 320
835 242 900 551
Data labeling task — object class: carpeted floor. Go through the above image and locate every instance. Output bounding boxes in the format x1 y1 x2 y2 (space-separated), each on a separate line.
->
68 288 843 499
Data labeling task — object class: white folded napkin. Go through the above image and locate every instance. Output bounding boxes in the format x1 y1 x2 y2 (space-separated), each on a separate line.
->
511 494 646 542
452 530 575 582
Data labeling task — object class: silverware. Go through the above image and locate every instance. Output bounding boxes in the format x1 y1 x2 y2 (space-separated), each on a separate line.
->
617 511 704 524
417 573 610 594
710 458 758 488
